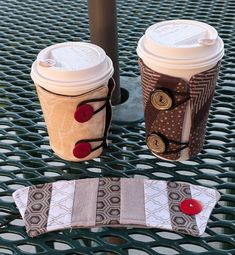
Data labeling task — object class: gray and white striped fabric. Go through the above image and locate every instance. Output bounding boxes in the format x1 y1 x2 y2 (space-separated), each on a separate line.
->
13 178 220 237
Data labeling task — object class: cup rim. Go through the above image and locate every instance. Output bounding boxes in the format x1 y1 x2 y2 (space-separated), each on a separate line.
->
31 56 114 95
137 35 224 70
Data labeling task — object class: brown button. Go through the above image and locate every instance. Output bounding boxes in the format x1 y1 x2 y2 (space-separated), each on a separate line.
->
151 89 172 110
147 134 166 154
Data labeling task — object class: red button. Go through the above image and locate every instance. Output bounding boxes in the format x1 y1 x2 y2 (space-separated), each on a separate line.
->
73 142 92 159
74 104 94 123
180 199 202 215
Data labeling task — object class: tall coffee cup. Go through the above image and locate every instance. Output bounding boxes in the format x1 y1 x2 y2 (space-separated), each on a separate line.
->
137 20 224 161
31 42 114 161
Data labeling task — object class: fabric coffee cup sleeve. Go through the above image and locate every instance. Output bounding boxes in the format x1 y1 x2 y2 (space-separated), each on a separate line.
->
35 79 115 161
13 178 220 237
139 58 221 160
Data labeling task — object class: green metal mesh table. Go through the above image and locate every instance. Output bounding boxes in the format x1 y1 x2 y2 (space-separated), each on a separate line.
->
0 0 234 254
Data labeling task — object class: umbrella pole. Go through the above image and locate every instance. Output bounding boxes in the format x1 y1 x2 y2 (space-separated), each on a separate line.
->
88 0 121 105
88 0 143 123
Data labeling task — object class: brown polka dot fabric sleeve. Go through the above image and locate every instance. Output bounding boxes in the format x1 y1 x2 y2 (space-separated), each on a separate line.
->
139 58 221 160
139 58 190 160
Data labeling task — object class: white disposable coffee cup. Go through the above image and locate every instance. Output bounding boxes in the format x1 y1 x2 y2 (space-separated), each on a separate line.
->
137 20 224 160
31 42 114 161
31 42 114 95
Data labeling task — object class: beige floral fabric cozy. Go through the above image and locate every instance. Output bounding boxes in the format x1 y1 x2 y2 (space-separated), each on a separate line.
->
36 79 115 161
13 178 220 237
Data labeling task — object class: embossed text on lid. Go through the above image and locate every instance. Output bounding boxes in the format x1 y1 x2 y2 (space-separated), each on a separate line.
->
146 20 218 48
137 20 224 70
50 44 105 71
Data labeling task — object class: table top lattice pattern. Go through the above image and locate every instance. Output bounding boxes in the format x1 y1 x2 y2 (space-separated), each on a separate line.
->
0 0 234 254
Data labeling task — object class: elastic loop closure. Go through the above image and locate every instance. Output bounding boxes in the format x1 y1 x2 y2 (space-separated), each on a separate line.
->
148 132 189 155
77 96 110 117
78 97 109 106
73 137 105 159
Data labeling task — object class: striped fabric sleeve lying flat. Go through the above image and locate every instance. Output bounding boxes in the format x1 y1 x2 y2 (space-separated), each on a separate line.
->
12 178 220 237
